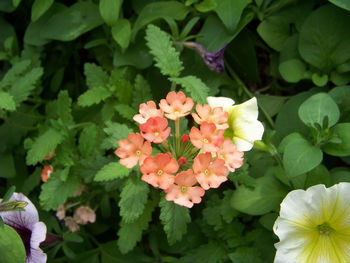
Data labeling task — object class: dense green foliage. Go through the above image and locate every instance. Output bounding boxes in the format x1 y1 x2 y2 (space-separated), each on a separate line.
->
1 0 350 262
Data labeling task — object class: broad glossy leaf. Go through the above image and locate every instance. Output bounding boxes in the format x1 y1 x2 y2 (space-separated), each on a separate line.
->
329 0 350 11
31 0 54 21
298 93 340 128
323 123 350 156
111 19 131 49
99 0 122 26
0 225 26 263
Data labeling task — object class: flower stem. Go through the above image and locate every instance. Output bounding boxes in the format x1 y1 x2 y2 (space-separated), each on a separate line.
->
225 63 275 129
175 118 180 156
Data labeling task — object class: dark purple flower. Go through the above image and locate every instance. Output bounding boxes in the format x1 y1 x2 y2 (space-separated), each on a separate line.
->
0 193 47 263
181 42 227 73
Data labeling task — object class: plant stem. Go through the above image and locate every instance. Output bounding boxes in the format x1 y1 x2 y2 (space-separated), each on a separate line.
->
175 118 180 156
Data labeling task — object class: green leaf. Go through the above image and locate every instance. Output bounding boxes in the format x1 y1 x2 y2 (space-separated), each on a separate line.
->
329 0 350 11
228 247 263 263
77 87 111 107
132 1 189 40
311 73 328 87
57 90 73 124
179 242 227 263
132 74 152 109
31 0 54 21
26 128 64 166
42 2 103 41
0 154 15 178
330 168 350 184
231 174 287 215
78 124 98 158
329 86 350 113
84 63 109 89
159 197 191 245
111 19 131 49
256 95 287 118
117 200 155 254
0 224 26 263
145 24 183 77
299 5 350 71
279 59 306 83
195 0 217 12
102 121 133 149
99 0 122 26
214 0 250 31
115 104 137 120
298 93 340 128
94 162 130 182
0 91 16 111
305 164 331 188
257 16 290 51
40 172 80 210
169 76 209 104
119 177 149 223
323 123 350 156
282 135 323 178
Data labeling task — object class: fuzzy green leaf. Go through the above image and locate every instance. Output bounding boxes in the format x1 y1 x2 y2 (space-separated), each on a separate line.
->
84 63 109 89
132 74 152 109
179 242 227 263
115 104 137 120
0 60 31 88
57 90 73 124
40 171 80 210
94 162 130 182
26 128 63 166
169 76 209 104
77 87 111 107
119 177 149 223
0 91 16 111
159 197 191 245
145 24 183 77
117 200 155 254
102 121 133 149
78 124 98 158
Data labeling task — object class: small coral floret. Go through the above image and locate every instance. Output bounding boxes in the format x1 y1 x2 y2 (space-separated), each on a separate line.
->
159 91 194 120
165 169 205 208
193 153 228 190
133 101 163 124
216 139 244 172
141 153 179 189
178 156 187 165
189 122 224 152
116 133 152 168
192 104 229 130
41 165 53 183
140 117 171 143
181 134 189 142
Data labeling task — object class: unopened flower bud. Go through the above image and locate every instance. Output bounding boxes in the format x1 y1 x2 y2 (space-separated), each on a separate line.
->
181 134 189 142
178 156 187 165
56 205 65 220
73 206 96 225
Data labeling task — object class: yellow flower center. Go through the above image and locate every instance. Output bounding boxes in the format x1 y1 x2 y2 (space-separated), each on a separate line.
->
204 169 210 176
157 170 163 176
154 132 159 137
318 222 334 236
135 150 141 156
203 138 209 143
180 186 187 193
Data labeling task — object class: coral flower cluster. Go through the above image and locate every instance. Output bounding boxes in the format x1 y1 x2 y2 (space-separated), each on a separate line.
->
116 91 244 208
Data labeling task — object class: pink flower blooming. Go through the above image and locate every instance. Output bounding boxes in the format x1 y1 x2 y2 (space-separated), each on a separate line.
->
116 133 152 168
216 139 244 172
41 165 53 183
0 193 47 263
133 101 163 124
140 153 179 189
193 153 228 190
165 169 205 208
192 104 229 130
73 206 96 225
140 117 171 143
189 122 224 152
159 91 194 120
64 217 80 233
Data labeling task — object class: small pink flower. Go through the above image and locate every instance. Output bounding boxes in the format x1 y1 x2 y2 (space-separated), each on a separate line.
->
41 165 53 183
74 206 96 225
165 169 205 208
192 104 229 130
178 156 187 165
181 134 189 142
140 153 179 189
189 122 224 152
159 91 194 120
56 205 66 220
133 101 163 124
216 139 244 172
193 153 228 190
116 133 152 168
64 217 80 232
140 117 171 143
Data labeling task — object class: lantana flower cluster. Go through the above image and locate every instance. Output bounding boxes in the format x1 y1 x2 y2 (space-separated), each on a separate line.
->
116 91 244 208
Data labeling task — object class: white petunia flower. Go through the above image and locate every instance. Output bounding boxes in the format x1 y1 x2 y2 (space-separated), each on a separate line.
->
207 96 264 151
273 183 350 263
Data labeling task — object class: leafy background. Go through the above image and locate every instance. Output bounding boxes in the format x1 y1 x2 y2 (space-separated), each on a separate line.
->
1 0 350 262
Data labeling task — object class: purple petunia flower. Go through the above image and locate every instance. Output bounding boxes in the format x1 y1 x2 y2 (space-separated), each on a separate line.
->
0 193 47 263
181 42 228 73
